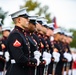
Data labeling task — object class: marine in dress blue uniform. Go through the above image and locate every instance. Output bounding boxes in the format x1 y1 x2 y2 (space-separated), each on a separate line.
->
6 8 38 75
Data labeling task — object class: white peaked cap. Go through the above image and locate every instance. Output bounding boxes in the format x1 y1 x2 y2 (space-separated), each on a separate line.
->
64 31 73 37
64 31 68 36
42 19 48 25
47 23 54 30
54 28 62 34
37 16 45 21
10 8 29 18
37 16 48 22
2 25 11 31
29 15 38 20
69 32 73 37
36 16 47 25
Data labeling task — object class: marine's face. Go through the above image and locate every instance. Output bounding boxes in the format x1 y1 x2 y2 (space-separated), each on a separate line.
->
54 33 61 41
62 35 67 43
60 34 65 42
67 37 73 43
46 28 54 36
36 23 42 31
2 30 10 38
69 37 73 43
28 23 36 32
20 17 29 29
41 26 47 34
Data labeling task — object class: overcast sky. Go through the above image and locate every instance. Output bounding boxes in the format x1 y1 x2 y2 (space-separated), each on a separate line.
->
0 0 76 29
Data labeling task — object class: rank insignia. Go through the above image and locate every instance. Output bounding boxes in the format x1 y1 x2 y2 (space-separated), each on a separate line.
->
13 39 21 47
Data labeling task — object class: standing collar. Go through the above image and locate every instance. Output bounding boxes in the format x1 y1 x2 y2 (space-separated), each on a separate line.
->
15 26 29 33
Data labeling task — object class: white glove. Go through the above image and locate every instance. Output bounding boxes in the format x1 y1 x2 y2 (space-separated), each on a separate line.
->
0 51 3 55
52 52 60 62
43 51 51 65
50 36 54 41
67 53 72 62
43 51 51 58
5 51 10 62
64 52 72 62
34 51 41 66
64 52 68 58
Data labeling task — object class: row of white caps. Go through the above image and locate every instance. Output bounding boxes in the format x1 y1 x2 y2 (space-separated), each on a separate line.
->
1 8 73 36
54 28 73 38
10 8 54 30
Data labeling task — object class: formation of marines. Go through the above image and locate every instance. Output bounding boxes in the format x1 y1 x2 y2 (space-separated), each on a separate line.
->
0 8 73 75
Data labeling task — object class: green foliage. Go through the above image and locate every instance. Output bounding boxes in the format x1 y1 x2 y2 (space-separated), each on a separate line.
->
69 29 76 47
0 7 8 24
21 0 52 22
23 0 40 12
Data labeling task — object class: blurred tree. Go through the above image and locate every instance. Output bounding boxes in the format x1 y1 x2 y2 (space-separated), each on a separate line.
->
0 7 8 24
69 29 76 48
20 0 52 22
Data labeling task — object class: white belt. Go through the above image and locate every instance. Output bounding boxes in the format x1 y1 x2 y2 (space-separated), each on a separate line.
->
11 59 16 64
0 51 3 55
